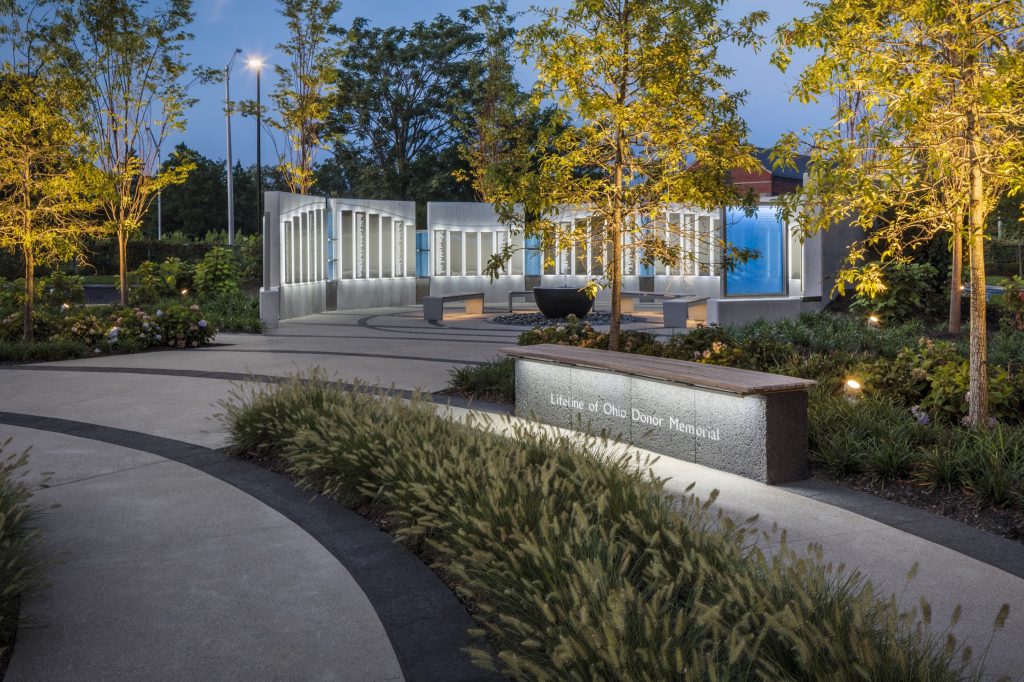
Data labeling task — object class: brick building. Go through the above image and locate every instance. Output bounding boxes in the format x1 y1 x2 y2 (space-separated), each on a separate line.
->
729 148 808 197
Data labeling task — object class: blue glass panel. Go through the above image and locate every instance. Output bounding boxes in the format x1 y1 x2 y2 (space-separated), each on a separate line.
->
725 207 786 296
525 236 541 276
415 231 429 277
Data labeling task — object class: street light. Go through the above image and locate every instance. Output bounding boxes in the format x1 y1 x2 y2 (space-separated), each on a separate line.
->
247 56 264 240
225 48 241 246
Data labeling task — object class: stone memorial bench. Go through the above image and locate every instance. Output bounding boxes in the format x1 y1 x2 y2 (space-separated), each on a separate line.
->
619 290 689 313
423 292 485 322
663 297 708 328
508 290 536 311
503 343 815 484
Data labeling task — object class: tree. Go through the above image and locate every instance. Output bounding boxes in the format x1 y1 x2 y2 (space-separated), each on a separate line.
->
327 12 485 204
482 0 765 351
264 0 343 195
50 0 200 305
0 70 101 340
455 0 531 202
773 0 1024 426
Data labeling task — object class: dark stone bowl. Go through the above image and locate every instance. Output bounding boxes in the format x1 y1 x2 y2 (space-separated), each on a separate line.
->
533 287 595 319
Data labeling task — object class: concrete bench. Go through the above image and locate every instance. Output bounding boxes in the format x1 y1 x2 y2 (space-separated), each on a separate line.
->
508 290 536 312
619 290 689 313
504 343 815 484
663 297 708 328
708 297 802 326
423 293 485 322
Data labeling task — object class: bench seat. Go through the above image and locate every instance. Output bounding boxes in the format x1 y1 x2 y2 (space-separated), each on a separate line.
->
423 293 485 322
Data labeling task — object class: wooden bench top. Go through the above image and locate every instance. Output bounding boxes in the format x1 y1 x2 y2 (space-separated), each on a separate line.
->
424 292 485 302
503 343 815 396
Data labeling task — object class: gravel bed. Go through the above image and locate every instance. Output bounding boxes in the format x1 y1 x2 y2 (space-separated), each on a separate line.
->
489 312 640 326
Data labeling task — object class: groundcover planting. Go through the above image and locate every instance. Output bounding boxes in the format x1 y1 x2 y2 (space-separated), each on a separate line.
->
219 371 999 681
0 441 37 671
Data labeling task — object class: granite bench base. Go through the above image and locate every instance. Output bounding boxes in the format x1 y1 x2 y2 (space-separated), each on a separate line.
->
506 346 812 484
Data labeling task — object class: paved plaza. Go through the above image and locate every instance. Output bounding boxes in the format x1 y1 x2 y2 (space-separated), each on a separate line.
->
1 306 1023 680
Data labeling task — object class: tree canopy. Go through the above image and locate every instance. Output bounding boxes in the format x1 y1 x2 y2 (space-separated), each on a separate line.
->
0 70 102 339
481 0 766 350
773 0 1024 425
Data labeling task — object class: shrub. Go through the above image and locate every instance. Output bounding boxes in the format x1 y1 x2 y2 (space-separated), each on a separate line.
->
237 234 262 284
199 289 262 334
0 338 88 363
850 262 943 322
0 441 38 663
448 357 515 404
219 373 987 681
158 303 216 348
37 271 85 309
1000 276 1024 331
123 258 194 305
194 247 239 300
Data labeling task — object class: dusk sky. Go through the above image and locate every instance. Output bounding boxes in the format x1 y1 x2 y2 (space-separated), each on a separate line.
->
181 0 832 166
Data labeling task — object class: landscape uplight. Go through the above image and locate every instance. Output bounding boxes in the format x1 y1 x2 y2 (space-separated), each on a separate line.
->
844 378 863 401
867 315 880 327
180 288 189 297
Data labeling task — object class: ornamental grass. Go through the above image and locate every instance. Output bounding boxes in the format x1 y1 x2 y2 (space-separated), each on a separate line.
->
218 370 999 681
0 441 38 664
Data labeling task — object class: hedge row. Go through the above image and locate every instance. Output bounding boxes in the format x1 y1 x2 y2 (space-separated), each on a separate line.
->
218 371 992 681
0 240 229 280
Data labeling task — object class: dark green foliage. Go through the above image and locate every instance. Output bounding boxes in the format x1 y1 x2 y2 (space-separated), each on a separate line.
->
236 234 262 285
0 441 38 662
850 262 943 322
951 427 1024 509
988 326 1024 367
809 392 932 480
200 289 262 334
448 356 515 403
0 338 88 363
123 257 194 304
193 247 239 300
37 272 85 309
219 373 987 681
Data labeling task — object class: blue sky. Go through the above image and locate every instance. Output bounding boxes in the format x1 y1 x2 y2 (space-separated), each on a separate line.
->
182 0 831 165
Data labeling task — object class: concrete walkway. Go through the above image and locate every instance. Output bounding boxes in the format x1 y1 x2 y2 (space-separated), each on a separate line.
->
1 305 1023 679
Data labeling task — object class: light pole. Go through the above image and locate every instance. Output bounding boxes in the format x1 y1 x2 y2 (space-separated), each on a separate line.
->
225 48 241 245
248 57 264 238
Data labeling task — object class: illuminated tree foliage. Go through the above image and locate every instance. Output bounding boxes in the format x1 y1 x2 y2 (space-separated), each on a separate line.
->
482 0 766 351
0 71 101 340
50 0 199 305
267 0 344 195
773 0 1024 426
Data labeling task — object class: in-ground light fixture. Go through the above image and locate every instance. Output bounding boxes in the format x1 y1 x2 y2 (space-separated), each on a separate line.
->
844 377 862 401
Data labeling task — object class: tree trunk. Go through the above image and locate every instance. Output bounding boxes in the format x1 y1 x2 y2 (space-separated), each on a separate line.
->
23 248 34 342
609 136 624 352
609 219 621 352
948 226 962 334
118 228 129 306
966 108 988 427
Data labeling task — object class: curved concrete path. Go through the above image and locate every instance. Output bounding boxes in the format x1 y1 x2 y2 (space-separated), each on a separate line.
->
1 424 404 681
1 305 1022 679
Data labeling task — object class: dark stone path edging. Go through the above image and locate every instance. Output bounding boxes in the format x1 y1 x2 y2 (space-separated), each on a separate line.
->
0 411 505 682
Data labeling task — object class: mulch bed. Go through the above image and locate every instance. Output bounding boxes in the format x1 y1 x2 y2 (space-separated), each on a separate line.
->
489 311 640 326
817 471 1024 544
